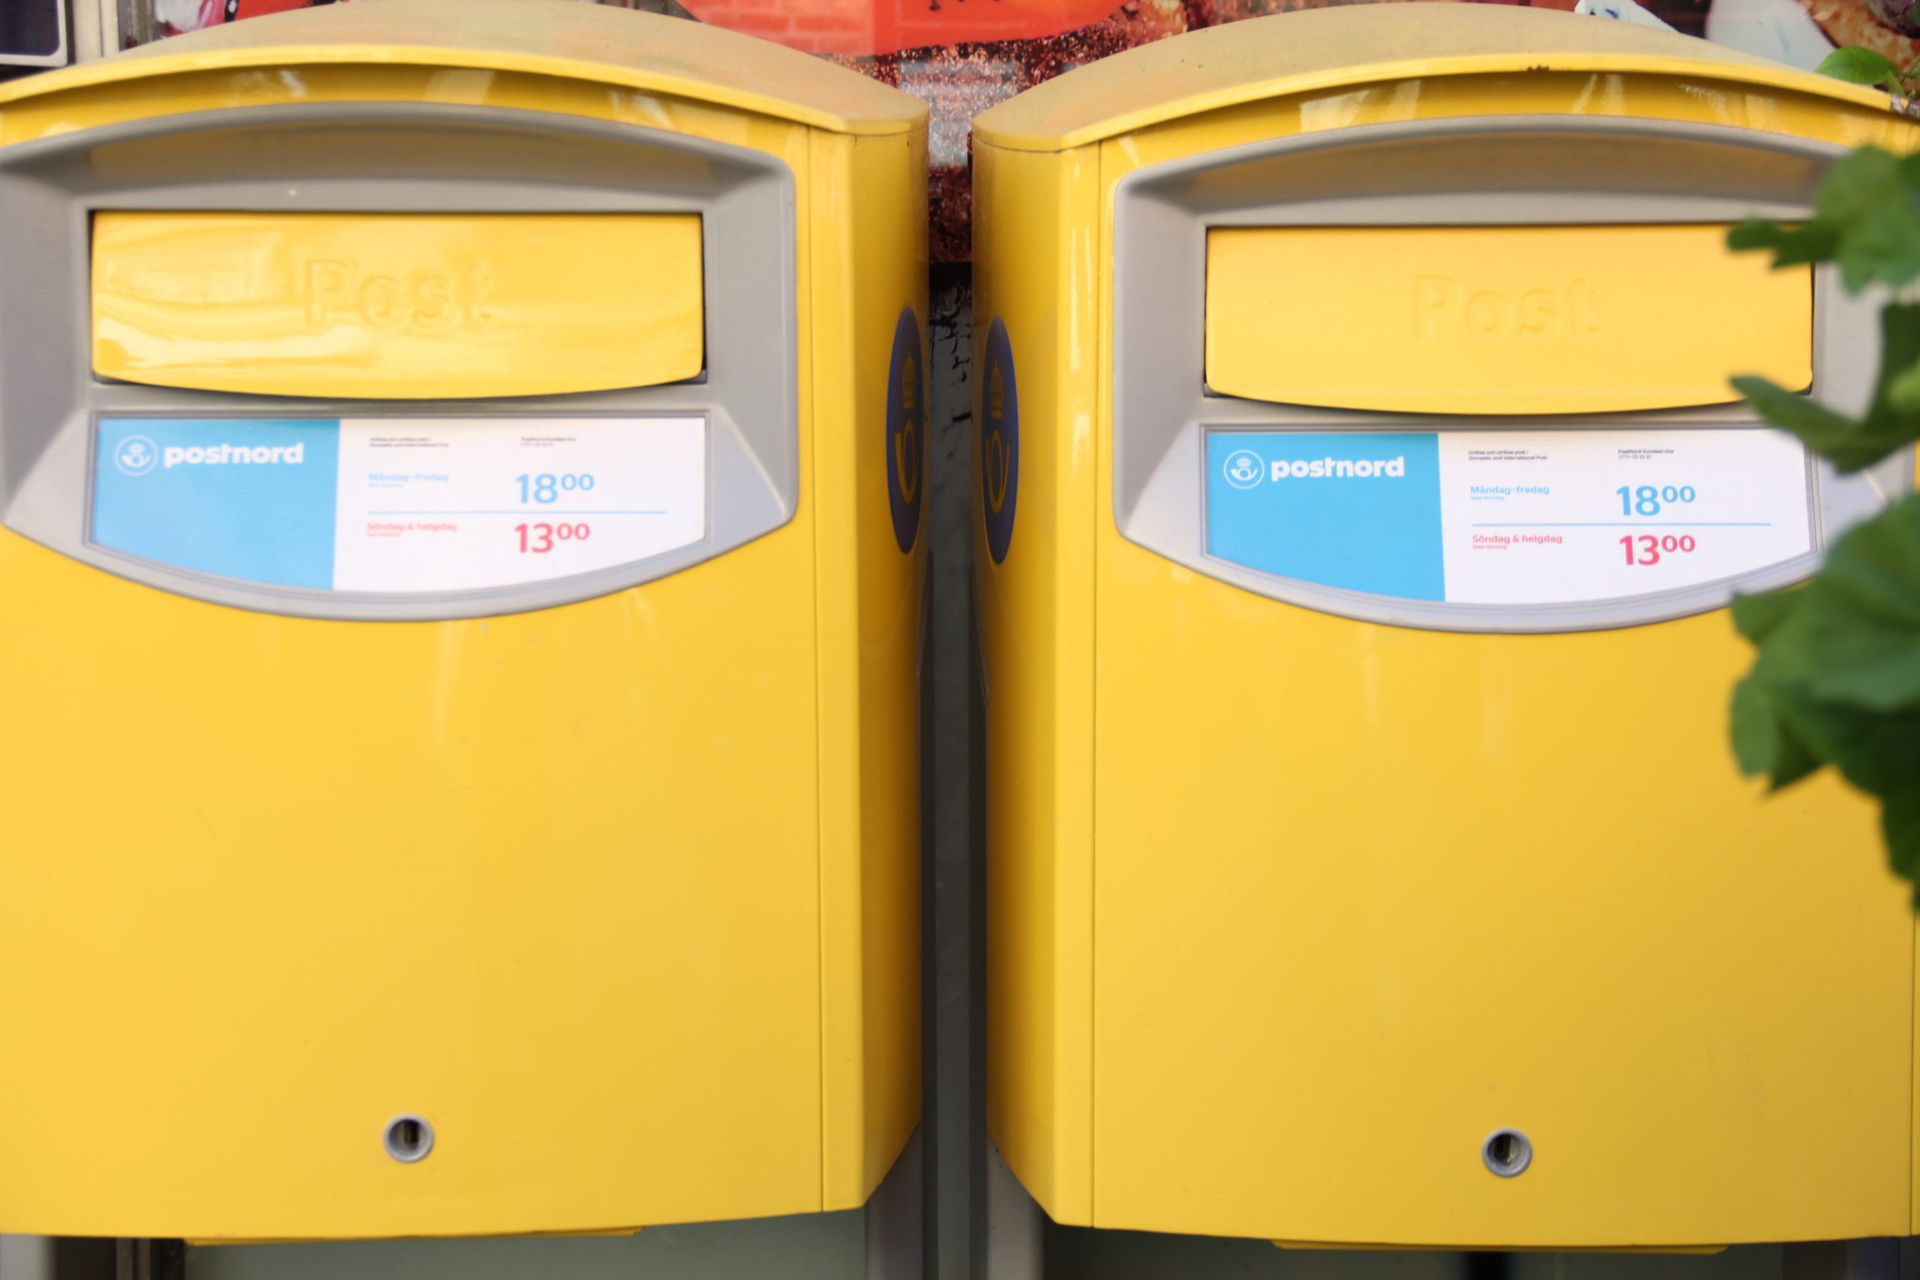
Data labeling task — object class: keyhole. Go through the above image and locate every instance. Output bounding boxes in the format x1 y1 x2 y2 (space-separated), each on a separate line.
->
384 1114 434 1163
1482 1128 1532 1177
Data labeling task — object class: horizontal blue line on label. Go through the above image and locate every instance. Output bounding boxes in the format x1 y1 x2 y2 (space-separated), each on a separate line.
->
365 510 668 516
1469 521 1773 528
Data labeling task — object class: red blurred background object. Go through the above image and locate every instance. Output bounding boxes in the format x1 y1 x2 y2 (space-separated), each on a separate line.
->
155 0 336 38
682 0 1119 57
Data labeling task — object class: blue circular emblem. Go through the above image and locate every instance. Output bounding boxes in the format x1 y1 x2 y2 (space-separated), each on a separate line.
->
885 308 926 554
981 318 1019 565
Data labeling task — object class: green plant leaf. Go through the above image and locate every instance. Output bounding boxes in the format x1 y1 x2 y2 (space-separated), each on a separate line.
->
1828 149 1920 290
1730 376 1892 469
1801 496 1920 710
1726 140 1920 902
1837 199 1920 292
1818 45 1903 85
1729 584 1833 791
1729 671 1825 788
1731 586 1803 642
1882 787 1920 896
1885 352 1920 415
1727 217 1840 268
1727 149 1920 290
1773 689 1920 798
1733 305 1920 470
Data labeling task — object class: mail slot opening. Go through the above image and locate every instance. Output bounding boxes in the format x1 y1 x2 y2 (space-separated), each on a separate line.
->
91 212 706 401
1204 224 1814 416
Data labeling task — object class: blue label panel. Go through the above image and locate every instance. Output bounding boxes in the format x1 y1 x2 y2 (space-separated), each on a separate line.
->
1206 431 1444 600
93 418 341 589
886 307 925 554
981 318 1019 564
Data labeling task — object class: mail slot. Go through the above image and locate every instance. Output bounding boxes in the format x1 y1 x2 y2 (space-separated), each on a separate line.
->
0 0 927 1242
974 3 1918 1251
1206 223 1813 414
93 213 706 398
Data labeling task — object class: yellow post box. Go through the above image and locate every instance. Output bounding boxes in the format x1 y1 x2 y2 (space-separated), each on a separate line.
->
0 0 927 1241
973 4 1920 1250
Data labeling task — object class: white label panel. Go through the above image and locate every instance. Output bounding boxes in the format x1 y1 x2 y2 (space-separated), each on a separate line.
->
1206 426 1814 607
1438 428 1812 604
333 417 706 593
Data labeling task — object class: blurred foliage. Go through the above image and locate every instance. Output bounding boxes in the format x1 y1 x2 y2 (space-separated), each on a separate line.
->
1727 145 1920 893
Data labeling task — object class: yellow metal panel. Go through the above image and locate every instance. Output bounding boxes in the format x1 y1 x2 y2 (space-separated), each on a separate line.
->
808 126 928 1210
0 525 823 1240
969 3 1889 152
1205 224 1811 415
0 0 926 138
1088 546 1913 1245
975 139 1102 1225
1097 75 1918 196
1037 70 1920 1246
1273 1243 1725 1254
0 68 822 197
93 213 704 400
0 41 924 1237
974 45 1920 1246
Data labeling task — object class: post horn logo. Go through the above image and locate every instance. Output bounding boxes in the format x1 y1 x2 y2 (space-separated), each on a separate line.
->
1223 449 1264 490
985 366 1011 515
113 435 160 477
895 353 921 505
981 318 1019 564
886 309 925 553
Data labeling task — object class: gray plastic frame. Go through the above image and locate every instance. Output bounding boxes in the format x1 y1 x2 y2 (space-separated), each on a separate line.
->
0 103 798 621
1111 115 1912 633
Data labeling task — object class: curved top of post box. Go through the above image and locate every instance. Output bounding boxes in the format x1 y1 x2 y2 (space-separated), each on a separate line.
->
971 2 1891 152
0 0 926 137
